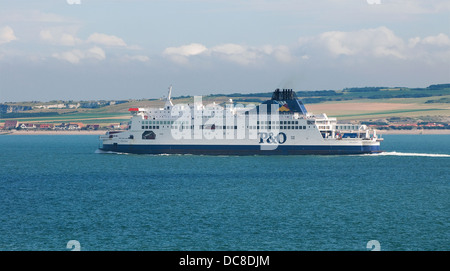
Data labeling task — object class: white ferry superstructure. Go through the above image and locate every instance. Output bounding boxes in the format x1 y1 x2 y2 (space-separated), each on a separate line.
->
99 87 382 155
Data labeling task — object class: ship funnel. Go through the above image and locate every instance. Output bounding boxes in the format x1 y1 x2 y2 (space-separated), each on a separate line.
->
272 88 296 101
270 88 308 115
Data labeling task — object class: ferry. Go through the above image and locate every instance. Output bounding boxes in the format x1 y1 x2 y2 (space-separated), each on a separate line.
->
99 87 382 155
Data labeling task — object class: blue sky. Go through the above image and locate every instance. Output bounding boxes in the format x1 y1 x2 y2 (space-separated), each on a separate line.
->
0 0 449 101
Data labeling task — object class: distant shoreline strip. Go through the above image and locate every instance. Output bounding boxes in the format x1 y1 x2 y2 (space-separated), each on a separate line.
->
1 129 450 136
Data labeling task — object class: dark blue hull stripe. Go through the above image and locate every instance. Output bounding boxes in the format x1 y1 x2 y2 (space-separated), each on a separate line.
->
100 144 381 155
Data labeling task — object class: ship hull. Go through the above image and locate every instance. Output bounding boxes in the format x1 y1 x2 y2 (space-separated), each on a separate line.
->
99 143 381 155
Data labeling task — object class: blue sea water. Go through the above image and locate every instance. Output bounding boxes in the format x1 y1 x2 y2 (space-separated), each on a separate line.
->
0 134 448 251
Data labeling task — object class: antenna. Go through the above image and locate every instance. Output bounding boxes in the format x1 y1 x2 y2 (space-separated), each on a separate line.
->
165 85 174 108
167 85 172 100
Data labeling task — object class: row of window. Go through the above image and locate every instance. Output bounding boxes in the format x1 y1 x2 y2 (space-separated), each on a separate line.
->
250 126 307 130
143 120 177 125
141 120 304 125
142 126 160 129
199 125 309 130
141 125 238 130
257 120 300 125
336 125 359 130
141 125 309 130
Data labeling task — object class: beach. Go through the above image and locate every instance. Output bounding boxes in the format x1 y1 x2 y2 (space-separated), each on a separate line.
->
377 129 450 135
1 130 108 135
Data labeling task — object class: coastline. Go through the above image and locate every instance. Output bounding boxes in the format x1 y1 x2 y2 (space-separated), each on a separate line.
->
377 129 450 135
1 129 450 135
1 130 108 135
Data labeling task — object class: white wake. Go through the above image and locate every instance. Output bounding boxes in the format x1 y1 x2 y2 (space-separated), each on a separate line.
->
372 151 450 158
94 149 128 155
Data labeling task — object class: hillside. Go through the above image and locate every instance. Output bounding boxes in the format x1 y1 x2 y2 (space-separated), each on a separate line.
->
1 84 449 130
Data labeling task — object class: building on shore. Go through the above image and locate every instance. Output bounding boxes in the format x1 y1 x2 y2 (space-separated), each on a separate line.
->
86 124 100 130
19 123 37 129
37 124 54 130
3 120 18 130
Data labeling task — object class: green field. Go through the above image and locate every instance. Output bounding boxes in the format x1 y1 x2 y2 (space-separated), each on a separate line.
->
1 84 449 127
332 108 447 119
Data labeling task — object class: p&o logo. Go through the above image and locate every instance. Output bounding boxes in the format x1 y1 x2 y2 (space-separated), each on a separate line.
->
258 132 287 144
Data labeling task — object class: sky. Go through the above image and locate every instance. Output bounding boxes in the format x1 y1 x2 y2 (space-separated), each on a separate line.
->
0 0 449 102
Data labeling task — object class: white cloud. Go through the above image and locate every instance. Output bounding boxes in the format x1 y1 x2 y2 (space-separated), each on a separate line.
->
420 33 450 47
298 27 409 60
0 26 17 45
52 49 83 64
163 43 207 57
272 45 293 63
162 43 207 64
297 27 450 67
87 46 106 60
316 27 406 59
39 29 146 64
211 43 258 65
211 43 246 56
409 33 450 48
318 31 354 56
407 33 450 63
52 46 105 64
211 44 294 65
122 54 150 62
87 33 127 47
408 37 421 48
39 29 81 46
163 42 293 65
